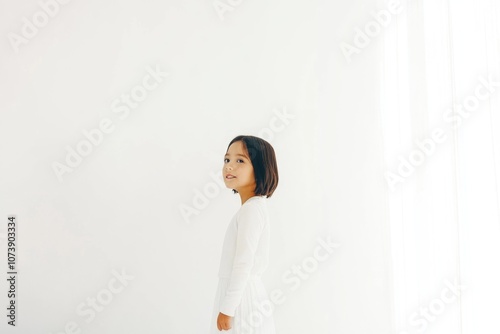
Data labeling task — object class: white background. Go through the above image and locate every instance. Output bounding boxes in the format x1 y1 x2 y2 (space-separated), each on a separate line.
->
1 0 499 333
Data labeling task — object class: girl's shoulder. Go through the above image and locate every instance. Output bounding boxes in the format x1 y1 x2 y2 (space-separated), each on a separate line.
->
237 197 268 223
240 196 267 211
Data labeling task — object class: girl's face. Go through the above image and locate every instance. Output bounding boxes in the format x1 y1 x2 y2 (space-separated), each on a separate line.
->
222 141 256 195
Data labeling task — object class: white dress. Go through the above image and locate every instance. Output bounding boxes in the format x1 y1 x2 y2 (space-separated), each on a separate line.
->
209 195 276 334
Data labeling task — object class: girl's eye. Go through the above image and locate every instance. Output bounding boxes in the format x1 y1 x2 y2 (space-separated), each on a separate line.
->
237 159 244 163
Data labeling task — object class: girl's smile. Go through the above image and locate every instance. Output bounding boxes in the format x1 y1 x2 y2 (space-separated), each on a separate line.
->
222 140 257 204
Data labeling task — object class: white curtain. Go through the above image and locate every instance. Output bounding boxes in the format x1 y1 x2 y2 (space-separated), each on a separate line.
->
380 1 500 333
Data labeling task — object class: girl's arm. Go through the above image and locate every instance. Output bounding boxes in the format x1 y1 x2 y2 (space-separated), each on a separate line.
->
219 203 266 317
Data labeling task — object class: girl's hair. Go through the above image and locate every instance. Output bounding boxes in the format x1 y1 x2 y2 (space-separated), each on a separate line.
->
226 135 279 198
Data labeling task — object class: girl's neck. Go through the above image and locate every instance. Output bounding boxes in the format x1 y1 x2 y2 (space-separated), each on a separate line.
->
240 193 257 206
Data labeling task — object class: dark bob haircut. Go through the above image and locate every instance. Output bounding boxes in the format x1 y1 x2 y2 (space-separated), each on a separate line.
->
225 135 279 198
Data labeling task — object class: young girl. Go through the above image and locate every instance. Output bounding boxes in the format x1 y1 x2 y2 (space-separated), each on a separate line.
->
209 135 279 333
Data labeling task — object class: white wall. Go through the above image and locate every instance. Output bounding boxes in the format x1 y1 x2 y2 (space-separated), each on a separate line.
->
0 0 393 333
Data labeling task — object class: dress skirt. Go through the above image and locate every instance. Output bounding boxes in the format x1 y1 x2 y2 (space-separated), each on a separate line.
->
209 277 276 334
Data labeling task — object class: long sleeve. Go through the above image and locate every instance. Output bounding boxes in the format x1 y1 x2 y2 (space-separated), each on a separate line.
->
219 203 266 316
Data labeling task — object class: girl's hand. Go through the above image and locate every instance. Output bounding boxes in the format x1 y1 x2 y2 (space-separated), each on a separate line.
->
217 312 232 331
